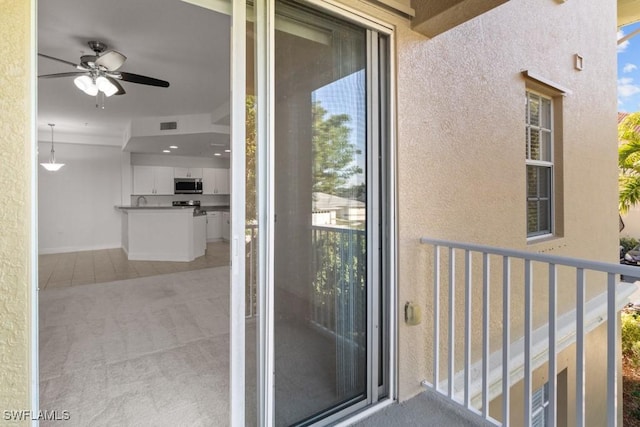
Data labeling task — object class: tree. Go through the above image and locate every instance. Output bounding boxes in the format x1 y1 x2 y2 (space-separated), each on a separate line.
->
246 95 257 222
619 112 640 214
312 102 362 195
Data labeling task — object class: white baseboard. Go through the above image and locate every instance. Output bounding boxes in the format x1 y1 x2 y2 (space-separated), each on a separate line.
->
38 243 121 255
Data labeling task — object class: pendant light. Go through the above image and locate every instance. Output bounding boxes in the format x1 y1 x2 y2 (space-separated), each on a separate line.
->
40 123 64 171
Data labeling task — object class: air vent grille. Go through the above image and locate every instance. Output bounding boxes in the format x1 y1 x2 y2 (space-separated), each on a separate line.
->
160 121 177 131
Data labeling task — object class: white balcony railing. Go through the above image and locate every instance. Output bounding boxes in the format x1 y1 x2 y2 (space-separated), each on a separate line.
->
420 238 639 427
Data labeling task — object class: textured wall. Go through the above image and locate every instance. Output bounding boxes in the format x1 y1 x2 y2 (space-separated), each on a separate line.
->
0 0 33 422
340 0 618 416
38 143 123 254
394 0 618 401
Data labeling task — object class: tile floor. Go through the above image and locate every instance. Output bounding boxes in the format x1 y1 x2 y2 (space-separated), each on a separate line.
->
38 241 230 289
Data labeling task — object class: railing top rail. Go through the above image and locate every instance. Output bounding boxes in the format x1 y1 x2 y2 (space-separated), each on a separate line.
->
420 237 638 276
311 225 366 233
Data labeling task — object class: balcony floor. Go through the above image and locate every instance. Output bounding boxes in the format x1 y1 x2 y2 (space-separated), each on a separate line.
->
356 391 493 427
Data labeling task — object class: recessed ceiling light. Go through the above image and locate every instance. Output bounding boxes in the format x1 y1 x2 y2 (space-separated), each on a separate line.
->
163 150 171 153
225 149 231 153
214 153 222 157
169 145 178 149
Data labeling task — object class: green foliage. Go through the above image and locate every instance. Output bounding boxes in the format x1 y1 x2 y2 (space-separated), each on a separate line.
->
312 102 362 195
619 113 640 213
622 237 640 254
246 96 257 222
622 312 640 364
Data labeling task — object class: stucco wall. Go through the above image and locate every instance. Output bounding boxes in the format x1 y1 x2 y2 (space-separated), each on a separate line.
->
393 0 618 400
0 0 34 423
342 0 618 416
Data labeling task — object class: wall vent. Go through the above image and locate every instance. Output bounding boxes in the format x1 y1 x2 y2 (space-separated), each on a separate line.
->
160 121 178 131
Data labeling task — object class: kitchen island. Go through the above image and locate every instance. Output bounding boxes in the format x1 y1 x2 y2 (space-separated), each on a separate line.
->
117 206 207 262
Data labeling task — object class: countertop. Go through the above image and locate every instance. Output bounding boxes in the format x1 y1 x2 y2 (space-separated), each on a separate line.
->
115 205 230 212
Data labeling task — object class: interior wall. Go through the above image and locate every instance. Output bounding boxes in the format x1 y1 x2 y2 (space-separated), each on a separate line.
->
131 153 230 168
0 0 33 416
38 142 123 254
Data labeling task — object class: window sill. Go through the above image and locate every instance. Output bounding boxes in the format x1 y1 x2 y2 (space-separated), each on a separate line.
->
526 233 561 245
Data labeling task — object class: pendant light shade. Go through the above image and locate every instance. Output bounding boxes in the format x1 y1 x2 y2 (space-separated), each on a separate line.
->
40 123 64 171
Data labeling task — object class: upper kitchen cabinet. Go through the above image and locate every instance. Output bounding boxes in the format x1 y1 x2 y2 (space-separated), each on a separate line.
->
174 167 203 179
202 168 230 194
133 166 175 195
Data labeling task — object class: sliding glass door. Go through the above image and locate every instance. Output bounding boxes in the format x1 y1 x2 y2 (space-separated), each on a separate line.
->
235 0 391 424
272 2 368 424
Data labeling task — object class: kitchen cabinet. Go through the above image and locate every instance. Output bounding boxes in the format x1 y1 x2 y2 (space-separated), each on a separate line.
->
174 167 203 179
133 166 174 195
206 211 222 241
202 168 230 194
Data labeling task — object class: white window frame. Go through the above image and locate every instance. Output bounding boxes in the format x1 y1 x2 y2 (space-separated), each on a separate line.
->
526 90 554 239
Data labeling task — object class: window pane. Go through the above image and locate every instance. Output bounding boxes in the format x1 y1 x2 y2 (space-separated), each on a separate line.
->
526 127 530 158
541 98 551 129
539 199 550 232
527 166 552 235
528 201 539 234
530 129 540 160
273 3 368 423
538 167 550 197
540 130 551 162
527 166 538 197
529 94 540 127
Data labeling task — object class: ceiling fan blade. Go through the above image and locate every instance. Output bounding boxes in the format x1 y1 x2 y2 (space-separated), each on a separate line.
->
95 50 127 71
118 72 170 88
106 76 126 95
38 53 78 68
38 72 89 79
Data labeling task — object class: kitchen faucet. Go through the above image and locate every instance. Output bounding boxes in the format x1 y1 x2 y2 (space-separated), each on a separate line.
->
136 195 147 207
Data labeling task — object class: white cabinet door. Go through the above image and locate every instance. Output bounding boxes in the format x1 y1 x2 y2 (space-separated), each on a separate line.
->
202 168 217 194
133 166 174 195
189 168 203 179
155 167 175 195
133 166 156 195
175 167 203 179
222 212 230 240
206 212 222 240
215 169 230 194
193 215 206 258
174 167 190 179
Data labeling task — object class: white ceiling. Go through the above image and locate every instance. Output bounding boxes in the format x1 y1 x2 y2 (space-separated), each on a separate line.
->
38 0 231 157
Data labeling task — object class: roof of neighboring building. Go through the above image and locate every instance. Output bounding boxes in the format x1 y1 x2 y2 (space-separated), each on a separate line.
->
312 192 365 211
619 112 640 135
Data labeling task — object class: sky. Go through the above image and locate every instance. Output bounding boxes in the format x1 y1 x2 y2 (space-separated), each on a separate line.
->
619 22 640 113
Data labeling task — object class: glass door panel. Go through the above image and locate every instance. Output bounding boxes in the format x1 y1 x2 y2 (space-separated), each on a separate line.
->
273 2 368 424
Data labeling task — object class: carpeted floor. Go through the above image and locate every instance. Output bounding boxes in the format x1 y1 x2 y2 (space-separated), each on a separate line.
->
39 266 231 426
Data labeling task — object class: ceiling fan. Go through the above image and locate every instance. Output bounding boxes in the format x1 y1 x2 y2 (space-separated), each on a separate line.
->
38 40 170 97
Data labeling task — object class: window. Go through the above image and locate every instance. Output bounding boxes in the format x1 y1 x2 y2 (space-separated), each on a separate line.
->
531 382 550 426
526 91 553 237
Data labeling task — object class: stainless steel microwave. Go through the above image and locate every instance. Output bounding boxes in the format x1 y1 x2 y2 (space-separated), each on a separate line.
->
174 178 203 194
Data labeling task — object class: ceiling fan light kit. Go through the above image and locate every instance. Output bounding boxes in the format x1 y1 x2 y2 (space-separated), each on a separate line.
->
40 123 65 172
39 40 170 105
73 75 98 96
96 76 118 97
